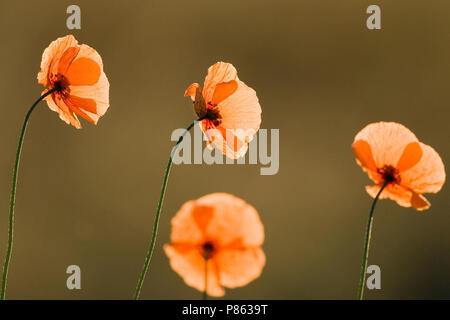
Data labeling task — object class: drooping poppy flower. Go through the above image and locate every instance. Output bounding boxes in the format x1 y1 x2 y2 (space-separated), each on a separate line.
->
164 193 265 297
185 62 262 159
37 35 110 129
352 122 445 210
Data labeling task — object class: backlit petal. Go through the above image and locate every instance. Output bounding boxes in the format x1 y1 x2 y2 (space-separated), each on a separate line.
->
69 71 109 118
366 183 414 208
185 83 201 102
170 200 205 245
164 245 224 297
203 127 248 160
65 57 101 86
43 93 81 129
352 139 378 172
64 96 99 125
411 192 430 211
195 193 264 248
57 46 80 76
400 143 446 194
203 62 238 103
215 248 265 288
396 142 423 172
210 80 238 106
354 122 419 169
37 35 78 87
217 81 261 134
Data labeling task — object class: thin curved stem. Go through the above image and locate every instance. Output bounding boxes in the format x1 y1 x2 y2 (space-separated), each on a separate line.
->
134 117 205 300
357 180 389 300
203 258 208 300
1 88 56 300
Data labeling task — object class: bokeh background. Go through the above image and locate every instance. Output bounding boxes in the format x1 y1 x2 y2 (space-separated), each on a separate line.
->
0 0 449 300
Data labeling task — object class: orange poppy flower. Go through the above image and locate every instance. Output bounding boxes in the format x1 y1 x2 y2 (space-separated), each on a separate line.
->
352 122 445 210
37 35 110 129
185 62 262 159
164 193 265 297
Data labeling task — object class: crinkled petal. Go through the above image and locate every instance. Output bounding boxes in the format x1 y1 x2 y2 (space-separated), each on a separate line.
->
366 183 413 208
69 71 110 118
43 95 81 129
354 122 419 169
210 80 238 105
217 81 261 135
203 126 249 160
396 142 423 172
185 83 201 102
400 142 446 194
366 183 430 210
203 62 238 103
352 139 378 173
215 247 265 289
37 35 78 87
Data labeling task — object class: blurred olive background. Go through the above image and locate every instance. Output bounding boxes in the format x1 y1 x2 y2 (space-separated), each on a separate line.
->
0 0 449 300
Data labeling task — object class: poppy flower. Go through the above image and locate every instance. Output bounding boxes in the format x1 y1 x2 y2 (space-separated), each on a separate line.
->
352 122 445 210
164 193 265 297
37 35 110 129
185 62 262 159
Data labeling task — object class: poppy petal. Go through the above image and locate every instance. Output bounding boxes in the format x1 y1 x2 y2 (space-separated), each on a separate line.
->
217 82 261 134
210 80 238 106
57 46 80 76
352 139 378 172
215 248 265 288
411 192 430 211
42 90 59 112
203 62 238 103
65 57 101 86
192 205 215 233
164 245 225 297
170 201 205 245
185 83 201 102
217 126 245 153
202 126 249 160
197 193 264 247
366 183 413 208
65 95 97 114
396 142 423 172
64 96 100 124
354 122 419 169
37 35 78 87
69 71 109 117
400 142 446 194
43 93 82 129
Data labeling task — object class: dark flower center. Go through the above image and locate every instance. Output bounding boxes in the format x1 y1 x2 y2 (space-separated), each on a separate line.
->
377 165 400 184
202 242 214 260
50 73 70 98
205 102 222 127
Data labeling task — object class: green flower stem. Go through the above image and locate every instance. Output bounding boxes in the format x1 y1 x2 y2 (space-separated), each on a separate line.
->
203 257 208 300
134 117 205 300
357 180 389 300
1 88 56 300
